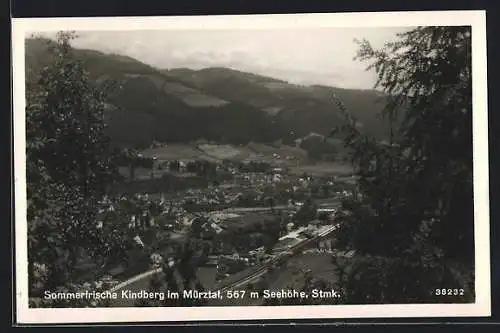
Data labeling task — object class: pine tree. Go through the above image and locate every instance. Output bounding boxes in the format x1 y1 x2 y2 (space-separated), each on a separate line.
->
26 31 122 295
331 26 474 303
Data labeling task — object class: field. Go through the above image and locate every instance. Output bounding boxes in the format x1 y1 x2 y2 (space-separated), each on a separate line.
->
140 143 309 164
198 144 249 160
140 144 352 179
289 162 353 177
196 266 218 289
112 173 210 194
268 252 338 290
161 81 229 107
222 212 277 232
246 142 308 161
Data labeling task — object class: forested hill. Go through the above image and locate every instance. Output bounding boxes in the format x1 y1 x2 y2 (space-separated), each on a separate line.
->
25 37 391 149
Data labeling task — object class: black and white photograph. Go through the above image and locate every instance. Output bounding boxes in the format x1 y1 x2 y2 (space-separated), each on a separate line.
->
13 11 490 323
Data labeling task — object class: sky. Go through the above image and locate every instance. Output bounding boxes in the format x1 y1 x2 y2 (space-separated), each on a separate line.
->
59 27 409 90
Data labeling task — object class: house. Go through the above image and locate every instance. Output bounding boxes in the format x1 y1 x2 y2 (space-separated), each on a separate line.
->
128 215 137 229
272 174 282 183
308 220 323 229
133 235 145 248
318 239 333 252
272 237 299 253
178 161 187 172
209 222 223 234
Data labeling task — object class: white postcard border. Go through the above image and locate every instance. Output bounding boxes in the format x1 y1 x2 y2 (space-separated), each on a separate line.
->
12 10 490 324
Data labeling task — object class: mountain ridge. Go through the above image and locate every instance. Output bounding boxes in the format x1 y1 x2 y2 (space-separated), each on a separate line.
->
25 37 391 155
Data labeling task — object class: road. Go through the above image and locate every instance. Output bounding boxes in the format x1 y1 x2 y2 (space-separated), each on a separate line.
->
223 201 341 213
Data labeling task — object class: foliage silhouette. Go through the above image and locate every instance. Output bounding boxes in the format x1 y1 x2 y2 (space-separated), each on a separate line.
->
329 26 475 304
27 31 126 303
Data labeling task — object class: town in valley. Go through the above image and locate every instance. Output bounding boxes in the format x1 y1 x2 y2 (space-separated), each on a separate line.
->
25 24 476 309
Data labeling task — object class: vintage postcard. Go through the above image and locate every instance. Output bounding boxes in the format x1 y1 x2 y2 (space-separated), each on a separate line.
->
12 10 490 324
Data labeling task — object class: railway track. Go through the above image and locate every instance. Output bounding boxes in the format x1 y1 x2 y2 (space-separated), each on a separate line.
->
218 224 340 292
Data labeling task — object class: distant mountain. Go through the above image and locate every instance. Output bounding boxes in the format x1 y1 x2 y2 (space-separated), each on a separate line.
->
25 37 392 151
161 67 391 141
163 67 288 110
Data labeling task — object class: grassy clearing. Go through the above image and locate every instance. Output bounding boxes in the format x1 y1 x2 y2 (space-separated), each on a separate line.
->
182 94 229 107
289 162 353 177
196 266 218 289
198 144 246 160
222 213 277 232
247 142 308 160
141 144 204 160
139 142 314 165
268 252 337 290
